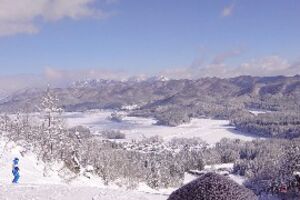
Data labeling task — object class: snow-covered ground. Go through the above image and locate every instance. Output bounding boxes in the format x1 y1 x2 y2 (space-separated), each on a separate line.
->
248 109 271 116
64 110 258 145
0 184 168 200
0 110 259 199
0 134 249 200
185 163 246 186
0 136 169 200
0 144 244 200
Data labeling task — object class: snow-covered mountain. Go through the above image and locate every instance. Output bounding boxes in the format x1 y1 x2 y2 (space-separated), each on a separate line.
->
145 75 170 82
72 75 170 88
0 75 299 127
72 79 119 88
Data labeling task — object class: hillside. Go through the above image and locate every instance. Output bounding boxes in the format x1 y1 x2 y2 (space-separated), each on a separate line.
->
0 136 168 200
0 75 299 127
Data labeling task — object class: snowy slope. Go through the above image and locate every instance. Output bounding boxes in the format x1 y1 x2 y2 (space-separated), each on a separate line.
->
0 135 251 200
0 138 52 185
0 136 168 200
0 185 167 200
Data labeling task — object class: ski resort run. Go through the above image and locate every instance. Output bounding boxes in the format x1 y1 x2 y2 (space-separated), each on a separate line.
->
0 137 169 200
0 136 246 200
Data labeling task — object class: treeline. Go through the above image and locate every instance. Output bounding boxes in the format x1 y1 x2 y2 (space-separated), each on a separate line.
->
132 97 246 127
192 138 300 197
231 111 300 139
231 139 300 197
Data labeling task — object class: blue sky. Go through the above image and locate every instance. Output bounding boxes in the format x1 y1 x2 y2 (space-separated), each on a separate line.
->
0 0 299 78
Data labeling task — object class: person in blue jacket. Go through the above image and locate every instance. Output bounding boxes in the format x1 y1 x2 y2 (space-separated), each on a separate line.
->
12 157 20 183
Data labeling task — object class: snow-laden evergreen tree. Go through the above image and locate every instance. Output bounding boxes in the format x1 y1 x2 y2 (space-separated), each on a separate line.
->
274 142 300 194
10 112 27 140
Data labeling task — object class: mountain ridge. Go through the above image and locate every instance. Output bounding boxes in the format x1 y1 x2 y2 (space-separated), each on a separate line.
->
0 75 299 126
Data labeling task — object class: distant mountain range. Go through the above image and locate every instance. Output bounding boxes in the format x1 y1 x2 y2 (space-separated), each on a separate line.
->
0 75 299 125
0 87 13 100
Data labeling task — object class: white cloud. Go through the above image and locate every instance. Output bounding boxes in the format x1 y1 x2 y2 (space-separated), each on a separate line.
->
160 55 300 79
237 56 298 77
0 74 44 97
0 22 39 36
43 67 131 86
0 67 132 97
0 0 115 36
221 3 235 17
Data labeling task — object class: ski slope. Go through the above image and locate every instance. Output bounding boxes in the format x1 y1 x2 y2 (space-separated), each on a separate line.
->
0 134 248 200
0 135 250 200
0 137 168 200
0 184 167 200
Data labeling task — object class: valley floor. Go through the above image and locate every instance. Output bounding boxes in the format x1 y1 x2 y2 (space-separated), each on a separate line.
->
64 110 259 144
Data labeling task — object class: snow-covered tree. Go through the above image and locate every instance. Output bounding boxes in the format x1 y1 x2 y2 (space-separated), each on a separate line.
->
40 86 67 161
109 111 124 123
0 113 11 134
273 142 300 194
168 172 258 200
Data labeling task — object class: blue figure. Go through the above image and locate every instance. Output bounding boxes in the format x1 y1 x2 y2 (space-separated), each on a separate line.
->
12 157 20 183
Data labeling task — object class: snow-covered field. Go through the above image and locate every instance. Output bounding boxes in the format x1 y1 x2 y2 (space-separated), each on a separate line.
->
248 109 271 116
64 110 258 144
